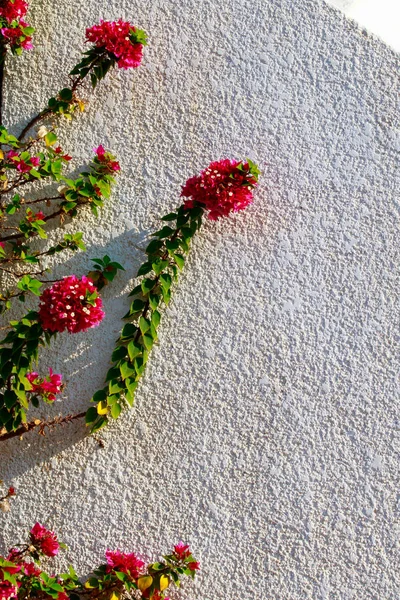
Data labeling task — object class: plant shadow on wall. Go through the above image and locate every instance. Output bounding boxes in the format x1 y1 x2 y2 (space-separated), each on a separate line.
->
0 1 262 479
0 228 149 477
0 154 261 480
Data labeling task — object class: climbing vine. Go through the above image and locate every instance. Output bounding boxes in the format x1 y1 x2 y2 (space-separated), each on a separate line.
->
0 0 147 435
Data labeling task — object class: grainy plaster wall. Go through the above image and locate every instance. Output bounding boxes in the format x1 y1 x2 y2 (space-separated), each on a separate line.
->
1 0 399 598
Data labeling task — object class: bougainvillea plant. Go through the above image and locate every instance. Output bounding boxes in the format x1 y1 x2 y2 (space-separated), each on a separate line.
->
0 525 199 600
0 158 260 440
0 1 146 434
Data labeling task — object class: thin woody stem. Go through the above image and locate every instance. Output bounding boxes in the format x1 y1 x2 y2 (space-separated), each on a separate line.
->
0 47 5 128
0 411 86 441
18 109 51 142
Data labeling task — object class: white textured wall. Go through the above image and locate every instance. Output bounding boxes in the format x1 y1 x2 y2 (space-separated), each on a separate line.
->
1 0 399 598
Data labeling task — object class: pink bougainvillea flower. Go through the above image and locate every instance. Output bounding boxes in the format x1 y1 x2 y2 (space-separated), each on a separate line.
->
26 368 63 402
105 550 145 578
6 150 18 159
1 19 33 50
173 541 191 560
86 20 145 69
29 156 40 167
181 158 260 220
0 0 28 23
22 562 41 578
54 147 72 161
188 561 200 571
94 144 106 158
15 159 31 173
0 580 19 600
94 145 120 173
38 275 104 334
30 523 60 557
26 210 45 223
0 241 5 249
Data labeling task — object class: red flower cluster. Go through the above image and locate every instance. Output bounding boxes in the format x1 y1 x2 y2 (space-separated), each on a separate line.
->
94 145 120 172
0 0 28 22
0 1 33 52
26 209 44 223
0 579 18 600
181 158 259 220
38 275 104 334
6 150 40 173
173 542 191 560
26 368 63 402
105 550 145 578
54 146 72 161
86 20 145 69
29 523 59 557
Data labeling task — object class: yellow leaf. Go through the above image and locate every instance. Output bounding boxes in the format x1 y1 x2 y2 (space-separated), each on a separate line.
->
79 100 85 112
84 581 94 589
137 575 153 591
109 592 119 600
0 150 3 160
159 575 169 591
97 401 108 415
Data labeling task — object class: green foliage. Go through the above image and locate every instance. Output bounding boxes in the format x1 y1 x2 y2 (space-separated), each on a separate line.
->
87 203 204 431
70 46 115 89
88 255 125 291
0 311 51 432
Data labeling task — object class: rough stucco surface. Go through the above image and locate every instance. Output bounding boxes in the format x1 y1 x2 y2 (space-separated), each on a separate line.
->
1 0 399 598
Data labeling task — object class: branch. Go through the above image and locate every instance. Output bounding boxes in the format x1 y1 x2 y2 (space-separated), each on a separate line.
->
0 47 6 128
0 207 64 242
18 109 50 142
0 411 86 441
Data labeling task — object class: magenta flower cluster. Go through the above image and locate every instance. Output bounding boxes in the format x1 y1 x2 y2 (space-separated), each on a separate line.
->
38 275 104 334
29 523 60 557
86 20 144 69
26 369 63 402
181 158 259 220
0 0 33 51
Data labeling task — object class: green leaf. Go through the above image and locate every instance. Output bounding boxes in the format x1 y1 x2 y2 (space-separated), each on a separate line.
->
91 416 108 433
154 226 175 239
85 407 98 424
174 253 185 269
110 402 122 419
112 346 127 362
92 389 107 403
149 293 160 310
129 299 145 313
120 361 136 380
121 323 137 340
159 273 172 292
137 262 153 276
151 310 161 328
141 278 156 295
128 284 142 298
142 334 154 351
139 316 150 334
152 259 169 275
127 340 142 361
161 212 177 221
145 239 163 255
59 88 73 102
44 131 58 146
